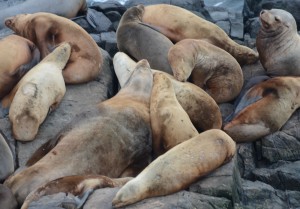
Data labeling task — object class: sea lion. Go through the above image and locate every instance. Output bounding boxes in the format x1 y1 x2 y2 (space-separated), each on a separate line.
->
223 77 300 142
0 0 87 29
4 59 153 205
112 129 236 208
21 175 132 209
168 39 244 103
113 52 222 132
0 35 40 100
256 9 300 76
150 72 198 157
141 4 258 65
0 184 18 209
116 5 174 74
5 12 102 84
0 131 14 182
5 42 70 141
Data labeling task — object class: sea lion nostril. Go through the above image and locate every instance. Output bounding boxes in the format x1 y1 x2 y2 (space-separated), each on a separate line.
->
260 10 266 15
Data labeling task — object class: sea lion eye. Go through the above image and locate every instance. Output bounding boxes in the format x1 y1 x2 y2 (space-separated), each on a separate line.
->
274 16 280 22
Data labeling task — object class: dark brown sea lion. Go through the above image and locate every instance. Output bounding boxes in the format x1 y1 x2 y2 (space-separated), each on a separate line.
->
112 129 236 208
0 0 87 29
4 59 153 205
0 35 40 100
5 42 70 142
256 9 300 76
5 12 102 84
168 39 244 103
142 4 258 65
116 5 174 74
224 76 300 142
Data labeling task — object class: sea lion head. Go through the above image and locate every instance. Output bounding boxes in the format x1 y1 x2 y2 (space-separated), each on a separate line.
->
119 5 145 24
259 9 297 34
5 14 31 35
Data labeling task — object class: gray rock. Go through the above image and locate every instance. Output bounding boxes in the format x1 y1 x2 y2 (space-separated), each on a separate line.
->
28 193 77 209
206 8 229 22
89 0 126 14
235 179 300 209
242 60 266 84
253 160 300 191
100 31 118 57
244 17 261 38
215 21 230 35
105 10 122 22
219 103 234 122
229 12 244 40
84 187 232 209
189 158 235 200
73 16 94 33
236 143 256 180
0 184 18 209
204 0 244 14
260 109 300 163
86 9 113 33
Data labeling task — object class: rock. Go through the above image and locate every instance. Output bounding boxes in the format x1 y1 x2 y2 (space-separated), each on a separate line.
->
28 193 77 209
253 160 300 191
236 143 256 180
244 17 260 38
215 21 230 35
86 9 113 33
0 184 18 209
84 188 232 209
73 16 95 33
242 60 266 84
259 109 300 163
105 11 122 22
219 103 234 122
189 158 235 200
204 0 244 14
229 12 244 40
100 31 118 57
235 179 300 209
89 0 127 14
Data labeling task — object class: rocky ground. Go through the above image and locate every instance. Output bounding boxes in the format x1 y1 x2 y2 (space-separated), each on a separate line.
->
1 0 300 208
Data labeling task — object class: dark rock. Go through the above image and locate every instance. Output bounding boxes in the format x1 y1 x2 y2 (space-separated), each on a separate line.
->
72 16 95 33
244 17 261 38
86 9 113 33
237 143 256 180
90 33 101 46
243 33 257 48
28 193 77 209
105 11 122 22
253 160 300 191
215 21 230 35
260 109 300 163
189 158 235 200
219 103 234 122
89 0 126 14
242 60 266 84
235 179 300 209
100 32 118 57
84 187 232 209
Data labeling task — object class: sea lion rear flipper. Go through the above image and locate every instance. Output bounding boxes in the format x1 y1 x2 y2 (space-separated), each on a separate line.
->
26 134 64 166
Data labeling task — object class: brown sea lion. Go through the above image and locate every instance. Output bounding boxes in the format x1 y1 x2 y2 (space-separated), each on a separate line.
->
4 59 153 205
168 39 244 103
256 9 300 76
0 184 18 209
223 77 300 142
21 175 132 209
150 72 198 157
0 130 14 182
112 129 236 208
0 35 40 100
113 52 222 132
141 4 258 65
0 0 87 29
116 5 174 74
5 42 70 142
5 12 102 84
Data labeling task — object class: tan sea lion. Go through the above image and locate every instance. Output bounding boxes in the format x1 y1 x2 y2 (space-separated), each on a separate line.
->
112 129 236 208
141 4 258 65
0 184 18 209
4 59 153 205
150 72 198 157
113 52 222 132
5 12 102 84
0 130 14 182
116 5 174 74
168 39 244 103
21 175 132 209
0 0 87 29
256 9 300 76
0 35 40 100
5 42 70 141
223 76 300 142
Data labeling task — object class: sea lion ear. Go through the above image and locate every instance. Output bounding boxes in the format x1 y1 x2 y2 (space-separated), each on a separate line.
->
4 18 13 27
